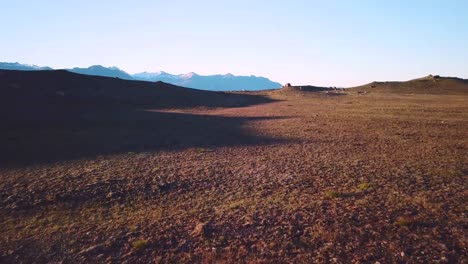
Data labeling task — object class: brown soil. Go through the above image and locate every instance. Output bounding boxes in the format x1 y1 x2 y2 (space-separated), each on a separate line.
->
0 71 467 263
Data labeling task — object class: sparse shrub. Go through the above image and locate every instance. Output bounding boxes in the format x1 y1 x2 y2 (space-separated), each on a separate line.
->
325 190 341 198
132 239 149 251
226 199 246 210
196 148 213 153
358 183 370 190
396 216 416 227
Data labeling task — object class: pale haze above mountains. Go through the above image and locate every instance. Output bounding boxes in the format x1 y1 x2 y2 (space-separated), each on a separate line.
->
0 62 282 91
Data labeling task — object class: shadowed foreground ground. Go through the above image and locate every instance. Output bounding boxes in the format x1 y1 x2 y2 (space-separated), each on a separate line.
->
0 70 281 167
0 73 467 263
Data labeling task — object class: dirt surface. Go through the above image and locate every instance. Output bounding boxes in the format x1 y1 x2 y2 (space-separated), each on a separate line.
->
0 71 467 263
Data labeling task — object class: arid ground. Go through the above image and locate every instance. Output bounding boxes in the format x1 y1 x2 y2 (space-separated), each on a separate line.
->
0 71 467 263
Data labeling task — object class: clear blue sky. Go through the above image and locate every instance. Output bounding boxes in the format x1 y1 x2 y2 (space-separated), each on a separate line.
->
1 0 467 86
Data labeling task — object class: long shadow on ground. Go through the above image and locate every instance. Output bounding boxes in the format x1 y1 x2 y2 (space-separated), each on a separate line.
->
1 108 287 167
0 70 286 168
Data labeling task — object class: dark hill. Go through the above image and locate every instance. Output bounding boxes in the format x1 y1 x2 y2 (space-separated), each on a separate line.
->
0 70 279 166
0 69 274 112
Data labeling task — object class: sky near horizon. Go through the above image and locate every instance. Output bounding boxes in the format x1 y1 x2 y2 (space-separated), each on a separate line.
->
1 0 467 87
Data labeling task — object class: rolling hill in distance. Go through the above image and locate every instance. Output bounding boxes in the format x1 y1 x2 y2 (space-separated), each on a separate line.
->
3 62 466 94
0 62 282 91
350 74 468 95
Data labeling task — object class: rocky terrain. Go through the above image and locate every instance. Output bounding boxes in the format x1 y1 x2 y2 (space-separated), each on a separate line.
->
0 71 467 263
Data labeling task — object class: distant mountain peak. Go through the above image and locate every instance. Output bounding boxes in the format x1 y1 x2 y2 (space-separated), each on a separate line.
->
180 72 198 79
0 62 52 71
68 65 134 80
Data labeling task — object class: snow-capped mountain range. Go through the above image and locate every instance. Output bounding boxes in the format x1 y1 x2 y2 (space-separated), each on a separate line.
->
0 62 281 91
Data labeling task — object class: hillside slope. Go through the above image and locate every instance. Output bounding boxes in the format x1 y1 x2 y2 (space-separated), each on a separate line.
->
349 75 468 95
0 70 277 166
0 69 273 112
